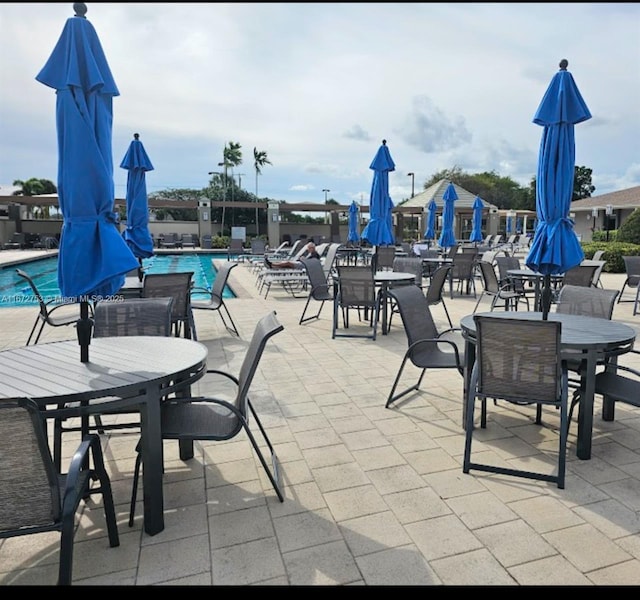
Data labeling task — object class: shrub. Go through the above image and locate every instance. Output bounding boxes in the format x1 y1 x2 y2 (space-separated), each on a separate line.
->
592 229 618 242
617 208 640 245
581 241 640 272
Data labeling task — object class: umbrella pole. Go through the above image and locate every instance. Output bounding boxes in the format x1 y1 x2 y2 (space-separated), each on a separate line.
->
77 300 93 362
541 274 552 320
138 257 144 282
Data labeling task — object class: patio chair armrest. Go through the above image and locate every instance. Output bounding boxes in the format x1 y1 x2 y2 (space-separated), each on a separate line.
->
437 326 462 336
603 348 640 379
46 299 91 316
191 286 212 296
204 368 240 386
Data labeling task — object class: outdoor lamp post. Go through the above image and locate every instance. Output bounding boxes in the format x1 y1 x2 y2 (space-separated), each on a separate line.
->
606 204 614 242
217 161 228 236
507 209 516 235
407 172 415 198
322 189 330 202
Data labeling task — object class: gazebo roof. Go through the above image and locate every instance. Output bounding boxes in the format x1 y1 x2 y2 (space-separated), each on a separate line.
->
396 179 498 211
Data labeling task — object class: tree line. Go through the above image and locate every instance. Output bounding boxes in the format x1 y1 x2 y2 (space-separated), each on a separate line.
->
12 151 596 231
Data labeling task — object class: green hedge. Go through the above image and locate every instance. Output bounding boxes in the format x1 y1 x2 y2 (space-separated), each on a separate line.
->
580 241 640 273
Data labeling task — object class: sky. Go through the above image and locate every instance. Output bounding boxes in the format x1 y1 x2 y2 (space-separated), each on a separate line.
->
1 2 639 207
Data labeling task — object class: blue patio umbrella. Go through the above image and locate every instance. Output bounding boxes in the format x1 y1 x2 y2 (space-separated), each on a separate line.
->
36 3 138 361
347 200 360 244
361 139 395 246
526 59 590 318
506 214 513 235
516 217 523 234
437 182 458 248
121 133 155 276
424 199 437 242
469 196 484 243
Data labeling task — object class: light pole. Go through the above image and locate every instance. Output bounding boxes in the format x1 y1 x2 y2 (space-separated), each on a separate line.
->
507 209 516 237
322 189 331 227
217 161 228 236
407 172 415 198
606 204 614 242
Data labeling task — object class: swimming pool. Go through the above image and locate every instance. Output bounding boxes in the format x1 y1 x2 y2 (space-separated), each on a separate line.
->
0 254 234 307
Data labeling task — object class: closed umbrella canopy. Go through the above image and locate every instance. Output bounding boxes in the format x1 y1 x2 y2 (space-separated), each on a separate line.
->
361 139 395 246
36 4 138 360
437 182 458 248
469 196 484 243
121 133 154 260
347 200 360 243
526 59 590 318
424 199 437 241
506 214 513 235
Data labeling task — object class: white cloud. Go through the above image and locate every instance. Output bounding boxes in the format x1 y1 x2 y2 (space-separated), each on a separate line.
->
1 2 638 206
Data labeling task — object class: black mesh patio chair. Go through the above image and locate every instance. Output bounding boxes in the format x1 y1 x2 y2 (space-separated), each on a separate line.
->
250 238 267 257
127 311 285 527
425 264 454 328
332 265 379 340
473 260 530 312
159 232 180 248
227 238 245 260
593 349 640 423
392 257 423 288
495 255 535 303
180 233 196 248
555 285 620 427
385 284 464 408
299 257 333 325
561 263 599 288
16 268 84 345
142 271 194 339
555 284 619 319
371 245 396 272
2 232 26 249
0 397 119 585
190 261 239 337
495 255 521 289
51 297 174 470
450 251 477 297
445 244 460 259
463 316 569 489
618 256 640 304
419 248 440 280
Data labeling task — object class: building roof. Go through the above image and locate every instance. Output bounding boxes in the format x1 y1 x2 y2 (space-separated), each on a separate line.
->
395 179 498 212
570 185 640 212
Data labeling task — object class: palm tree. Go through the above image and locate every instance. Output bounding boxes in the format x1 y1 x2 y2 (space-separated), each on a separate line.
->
12 178 57 218
12 178 56 196
253 147 272 235
219 142 243 235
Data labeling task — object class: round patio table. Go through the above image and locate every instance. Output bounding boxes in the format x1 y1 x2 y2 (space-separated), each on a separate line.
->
0 335 208 536
460 311 636 460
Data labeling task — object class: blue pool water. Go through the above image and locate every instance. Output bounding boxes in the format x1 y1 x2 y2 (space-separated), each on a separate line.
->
0 254 234 307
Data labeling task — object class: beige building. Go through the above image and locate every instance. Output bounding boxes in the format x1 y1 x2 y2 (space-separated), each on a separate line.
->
569 185 640 242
